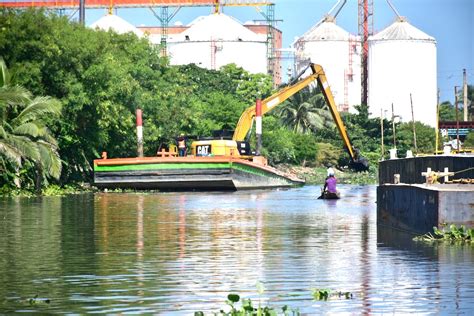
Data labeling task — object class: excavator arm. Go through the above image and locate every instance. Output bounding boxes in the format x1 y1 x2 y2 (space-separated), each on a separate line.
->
232 63 368 171
232 68 323 142
312 64 369 171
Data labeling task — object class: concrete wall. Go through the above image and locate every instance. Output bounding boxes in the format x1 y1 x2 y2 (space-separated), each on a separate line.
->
439 189 474 227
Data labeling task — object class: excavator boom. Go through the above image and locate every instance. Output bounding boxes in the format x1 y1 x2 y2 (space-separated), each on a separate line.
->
232 63 368 171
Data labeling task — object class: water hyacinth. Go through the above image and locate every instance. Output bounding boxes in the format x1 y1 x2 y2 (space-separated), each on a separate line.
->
413 224 474 243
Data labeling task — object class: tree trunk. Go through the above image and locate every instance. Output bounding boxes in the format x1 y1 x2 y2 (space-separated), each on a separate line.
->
13 168 21 188
35 163 43 194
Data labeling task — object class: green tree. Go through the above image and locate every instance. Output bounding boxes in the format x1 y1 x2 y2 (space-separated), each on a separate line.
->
278 86 334 134
338 104 388 155
456 84 474 120
220 63 273 104
292 133 318 166
397 122 435 155
261 116 296 164
463 131 474 148
0 57 62 190
0 9 166 180
439 101 456 121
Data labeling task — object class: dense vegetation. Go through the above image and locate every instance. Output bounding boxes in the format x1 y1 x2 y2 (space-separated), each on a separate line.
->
1 9 461 194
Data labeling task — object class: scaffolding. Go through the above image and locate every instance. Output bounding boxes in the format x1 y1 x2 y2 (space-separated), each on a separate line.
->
266 4 275 80
343 35 356 112
210 38 222 70
160 7 169 56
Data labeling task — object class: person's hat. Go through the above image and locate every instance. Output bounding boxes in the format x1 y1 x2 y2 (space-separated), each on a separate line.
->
327 167 335 176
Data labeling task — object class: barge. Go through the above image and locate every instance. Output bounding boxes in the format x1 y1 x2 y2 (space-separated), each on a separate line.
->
377 155 474 233
93 156 304 191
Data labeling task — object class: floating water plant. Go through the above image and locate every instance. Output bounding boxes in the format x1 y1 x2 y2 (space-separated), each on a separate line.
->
195 281 300 316
413 224 474 243
312 289 353 301
194 293 299 316
5 295 51 307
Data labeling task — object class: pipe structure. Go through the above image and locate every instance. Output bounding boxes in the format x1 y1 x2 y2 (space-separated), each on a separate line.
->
255 99 262 156
463 68 468 121
386 0 402 19
136 108 144 157
410 93 418 154
330 0 347 19
455 86 460 151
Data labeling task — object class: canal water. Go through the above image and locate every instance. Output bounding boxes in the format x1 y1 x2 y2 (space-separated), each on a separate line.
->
0 185 473 314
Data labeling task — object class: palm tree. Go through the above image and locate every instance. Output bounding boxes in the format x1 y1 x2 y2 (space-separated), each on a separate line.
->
0 57 62 190
278 86 335 134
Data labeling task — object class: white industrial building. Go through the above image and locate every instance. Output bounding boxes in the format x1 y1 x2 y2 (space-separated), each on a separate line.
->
368 17 437 127
294 16 362 112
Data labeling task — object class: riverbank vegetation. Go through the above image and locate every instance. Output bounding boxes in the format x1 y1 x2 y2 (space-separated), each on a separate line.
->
0 9 457 195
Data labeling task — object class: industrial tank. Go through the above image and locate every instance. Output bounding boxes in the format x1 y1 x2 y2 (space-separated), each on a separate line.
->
368 17 437 127
90 14 143 37
167 13 267 74
294 17 361 112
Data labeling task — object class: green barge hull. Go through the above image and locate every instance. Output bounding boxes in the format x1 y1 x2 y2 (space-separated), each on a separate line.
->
93 156 304 191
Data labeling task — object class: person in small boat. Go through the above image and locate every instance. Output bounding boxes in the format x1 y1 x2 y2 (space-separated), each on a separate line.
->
323 167 337 195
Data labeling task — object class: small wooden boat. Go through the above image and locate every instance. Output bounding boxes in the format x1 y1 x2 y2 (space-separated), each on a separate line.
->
318 190 341 199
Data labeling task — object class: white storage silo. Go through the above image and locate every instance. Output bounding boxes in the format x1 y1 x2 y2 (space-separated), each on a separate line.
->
368 17 437 127
90 14 143 37
167 13 267 75
294 17 362 112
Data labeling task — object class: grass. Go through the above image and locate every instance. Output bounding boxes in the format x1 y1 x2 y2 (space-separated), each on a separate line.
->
277 165 378 185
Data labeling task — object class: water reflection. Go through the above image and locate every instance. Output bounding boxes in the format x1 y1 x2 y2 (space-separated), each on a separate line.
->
0 185 473 314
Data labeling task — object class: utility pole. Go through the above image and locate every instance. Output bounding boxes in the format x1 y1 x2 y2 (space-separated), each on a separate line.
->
380 109 384 160
455 86 460 152
463 68 468 121
410 93 418 154
436 88 440 154
79 0 85 25
391 103 396 149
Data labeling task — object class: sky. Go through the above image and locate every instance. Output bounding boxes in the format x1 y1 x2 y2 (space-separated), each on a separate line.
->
84 0 473 104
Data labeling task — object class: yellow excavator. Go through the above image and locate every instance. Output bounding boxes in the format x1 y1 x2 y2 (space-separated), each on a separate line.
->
190 63 369 171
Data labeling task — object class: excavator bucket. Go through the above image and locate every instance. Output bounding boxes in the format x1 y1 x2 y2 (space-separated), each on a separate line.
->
348 147 369 171
349 156 370 172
